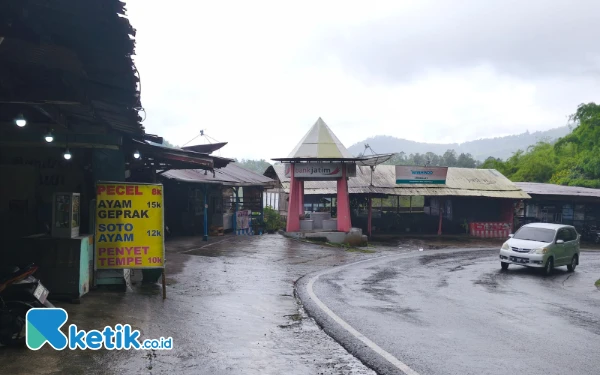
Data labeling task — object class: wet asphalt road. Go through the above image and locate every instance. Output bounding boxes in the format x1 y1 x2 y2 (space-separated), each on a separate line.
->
0 234 377 375
298 249 600 375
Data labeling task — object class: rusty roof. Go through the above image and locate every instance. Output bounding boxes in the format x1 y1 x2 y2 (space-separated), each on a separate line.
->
267 164 530 199
162 163 276 188
515 182 600 198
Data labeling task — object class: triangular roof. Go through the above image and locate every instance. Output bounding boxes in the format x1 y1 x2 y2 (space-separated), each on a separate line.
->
283 118 356 160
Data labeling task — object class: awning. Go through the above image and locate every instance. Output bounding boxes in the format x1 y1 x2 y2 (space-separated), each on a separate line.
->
131 139 233 170
161 163 276 188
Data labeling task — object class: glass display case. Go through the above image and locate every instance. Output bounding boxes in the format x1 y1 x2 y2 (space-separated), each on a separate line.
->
52 192 81 238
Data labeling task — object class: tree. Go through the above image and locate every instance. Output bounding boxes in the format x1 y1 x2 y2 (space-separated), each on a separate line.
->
481 157 505 171
236 159 272 175
413 153 426 166
442 150 458 167
478 102 600 188
457 153 477 168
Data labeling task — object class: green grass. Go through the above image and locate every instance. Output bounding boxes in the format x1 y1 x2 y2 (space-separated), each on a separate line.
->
595 279 600 287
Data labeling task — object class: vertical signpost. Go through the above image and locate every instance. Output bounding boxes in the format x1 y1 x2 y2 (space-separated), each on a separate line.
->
95 181 166 299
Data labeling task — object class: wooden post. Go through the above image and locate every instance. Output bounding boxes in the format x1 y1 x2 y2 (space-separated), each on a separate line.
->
233 187 239 233
203 184 208 241
368 195 373 237
162 269 166 300
259 188 264 235
152 165 167 299
286 166 301 232
438 199 444 235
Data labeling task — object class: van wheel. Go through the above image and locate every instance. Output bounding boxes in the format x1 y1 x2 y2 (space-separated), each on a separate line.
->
501 262 509 270
567 255 578 272
542 257 554 276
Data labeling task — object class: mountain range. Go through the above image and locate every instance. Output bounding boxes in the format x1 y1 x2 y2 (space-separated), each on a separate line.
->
348 126 571 161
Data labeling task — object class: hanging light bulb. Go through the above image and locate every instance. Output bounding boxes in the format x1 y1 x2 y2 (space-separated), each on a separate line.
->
15 113 27 127
63 148 72 160
133 150 141 159
45 130 54 143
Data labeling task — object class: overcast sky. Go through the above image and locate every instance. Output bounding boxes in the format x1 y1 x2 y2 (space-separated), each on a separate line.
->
126 0 600 160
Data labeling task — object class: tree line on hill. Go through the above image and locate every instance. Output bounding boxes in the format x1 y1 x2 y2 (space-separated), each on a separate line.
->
347 127 570 161
381 150 480 168
166 103 600 188
481 103 600 188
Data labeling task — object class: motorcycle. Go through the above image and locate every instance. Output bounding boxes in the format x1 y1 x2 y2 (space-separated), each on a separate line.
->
0 264 54 346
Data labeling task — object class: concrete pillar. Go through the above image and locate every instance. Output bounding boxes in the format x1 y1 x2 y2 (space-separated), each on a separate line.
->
336 164 351 232
298 180 304 216
286 166 300 232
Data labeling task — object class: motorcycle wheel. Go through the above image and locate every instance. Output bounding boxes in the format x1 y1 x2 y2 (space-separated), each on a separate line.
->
0 301 34 346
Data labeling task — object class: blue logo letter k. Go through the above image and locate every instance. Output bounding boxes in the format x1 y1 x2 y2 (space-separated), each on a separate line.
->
26 308 68 350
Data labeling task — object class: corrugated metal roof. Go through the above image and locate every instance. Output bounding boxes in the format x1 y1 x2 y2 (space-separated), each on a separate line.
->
515 182 600 198
162 163 276 187
269 164 530 199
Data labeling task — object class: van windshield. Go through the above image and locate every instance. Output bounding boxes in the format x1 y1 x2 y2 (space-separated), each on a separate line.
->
513 227 556 243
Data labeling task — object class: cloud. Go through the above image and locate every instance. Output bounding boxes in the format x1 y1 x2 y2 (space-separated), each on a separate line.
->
316 0 600 83
123 0 600 160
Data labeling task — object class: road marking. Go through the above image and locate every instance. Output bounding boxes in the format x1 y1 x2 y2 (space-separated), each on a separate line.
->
306 255 421 375
181 237 233 253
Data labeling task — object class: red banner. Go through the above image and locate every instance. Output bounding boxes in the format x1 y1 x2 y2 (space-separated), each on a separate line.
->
469 222 511 238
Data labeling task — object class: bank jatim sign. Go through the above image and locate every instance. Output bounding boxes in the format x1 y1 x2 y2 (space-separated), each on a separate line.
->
284 163 356 179
94 182 165 269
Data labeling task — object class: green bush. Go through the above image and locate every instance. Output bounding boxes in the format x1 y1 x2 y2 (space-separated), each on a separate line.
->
264 206 284 232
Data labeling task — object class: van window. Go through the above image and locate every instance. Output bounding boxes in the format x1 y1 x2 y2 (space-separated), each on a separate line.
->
568 228 578 241
557 229 570 242
513 227 556 243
